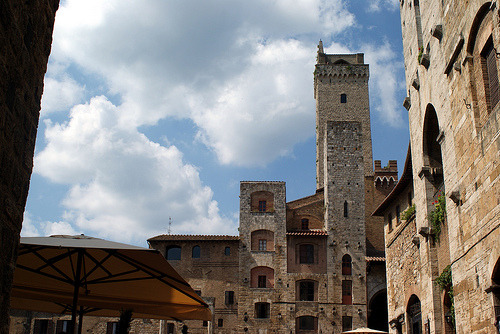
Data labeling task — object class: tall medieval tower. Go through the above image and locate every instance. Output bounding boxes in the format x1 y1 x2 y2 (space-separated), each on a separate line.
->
236 44 392 333
314 42 373 189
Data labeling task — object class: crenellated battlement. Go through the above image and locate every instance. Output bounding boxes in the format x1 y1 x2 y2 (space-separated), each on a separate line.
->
314 64 369 78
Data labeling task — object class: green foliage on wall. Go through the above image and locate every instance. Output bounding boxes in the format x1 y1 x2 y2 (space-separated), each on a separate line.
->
429 193 446 240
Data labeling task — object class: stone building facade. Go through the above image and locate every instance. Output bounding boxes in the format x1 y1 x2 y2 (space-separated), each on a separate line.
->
146 48 397 334
1 0 60 333
373 1 500 333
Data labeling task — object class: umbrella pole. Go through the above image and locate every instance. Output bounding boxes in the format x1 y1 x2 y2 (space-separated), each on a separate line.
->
78 306 84 334
71 250 84 334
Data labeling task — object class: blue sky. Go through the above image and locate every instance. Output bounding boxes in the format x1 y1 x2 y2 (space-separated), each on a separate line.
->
23 0 409 246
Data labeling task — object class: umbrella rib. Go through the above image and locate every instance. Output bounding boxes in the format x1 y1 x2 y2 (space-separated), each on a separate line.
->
82 252 114 279
112 251 207 306
85 268 142 284
113 251 190 287
19 246 74 283
35 248 78 273
15 263 73 284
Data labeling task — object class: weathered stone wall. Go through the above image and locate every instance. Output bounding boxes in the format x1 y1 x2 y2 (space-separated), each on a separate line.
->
1 0 59 333
148 237 240 334
324 121 368 332
395 0 500 333
238 181 288 333
314 56 373 189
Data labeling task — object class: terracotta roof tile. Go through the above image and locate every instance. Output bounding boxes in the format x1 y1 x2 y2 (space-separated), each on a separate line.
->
148 234 239 242
286 230 328 236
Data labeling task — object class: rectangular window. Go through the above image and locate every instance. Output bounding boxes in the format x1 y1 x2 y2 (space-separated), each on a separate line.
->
342 280 352 305
258 200 267 212
258 275 267 288
258 239 267 251
396 205 400 224
299 244 314 264
301 219 309 230
342 316 352 332
106 322 118 334
202 321 208 327
225 246 231 256
56 320 70 333
299 281 315 301
255 302 270 318
225 291 234 305
167 323 175 334
218 319 223 327
34 320 53 334
340 93 347 103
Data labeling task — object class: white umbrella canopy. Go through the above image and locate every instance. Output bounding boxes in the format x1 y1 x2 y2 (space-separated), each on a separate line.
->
11 235 211 332
342 328 389 334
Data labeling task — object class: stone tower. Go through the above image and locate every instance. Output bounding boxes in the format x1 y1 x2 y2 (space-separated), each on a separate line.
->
235 45 390 333
314 42 373 189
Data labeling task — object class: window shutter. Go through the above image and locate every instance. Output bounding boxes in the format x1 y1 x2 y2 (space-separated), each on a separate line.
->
486 44 500 109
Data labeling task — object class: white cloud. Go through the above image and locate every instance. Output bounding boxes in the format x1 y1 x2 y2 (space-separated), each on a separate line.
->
189 39 315 166
34 96 236 244
367 0 399 12
21 212 79 237
363 41 405 127
41 75 85 116
49 0 356 161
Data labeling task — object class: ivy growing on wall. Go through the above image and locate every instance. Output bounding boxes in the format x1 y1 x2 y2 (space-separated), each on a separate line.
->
436 265 455 329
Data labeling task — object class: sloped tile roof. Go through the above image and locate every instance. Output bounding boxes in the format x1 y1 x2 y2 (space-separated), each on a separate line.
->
148 234 239 242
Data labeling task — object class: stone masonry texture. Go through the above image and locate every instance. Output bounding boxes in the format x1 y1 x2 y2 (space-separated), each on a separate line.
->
380 1 500 333
1 1 59 333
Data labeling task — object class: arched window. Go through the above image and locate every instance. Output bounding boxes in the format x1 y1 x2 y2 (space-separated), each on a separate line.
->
344 200 348 217
250 266 274 288
491 257 500 329
166 246 181 261
340 93 347 103
342 254 352 275
423 105 443 188
467 3 498 127
407 295 422 334
299 244 314 264
192 245 200 259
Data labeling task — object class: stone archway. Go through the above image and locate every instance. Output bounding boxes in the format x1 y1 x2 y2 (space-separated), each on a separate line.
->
367 289 388 331
407 295 422 334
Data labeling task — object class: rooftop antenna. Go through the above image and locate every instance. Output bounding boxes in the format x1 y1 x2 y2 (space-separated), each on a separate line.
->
168 217 172 235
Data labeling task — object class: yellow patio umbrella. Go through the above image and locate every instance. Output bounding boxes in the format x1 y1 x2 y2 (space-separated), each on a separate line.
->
10 235 211 333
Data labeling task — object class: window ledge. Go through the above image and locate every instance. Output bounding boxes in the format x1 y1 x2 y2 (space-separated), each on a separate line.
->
250 250 275 253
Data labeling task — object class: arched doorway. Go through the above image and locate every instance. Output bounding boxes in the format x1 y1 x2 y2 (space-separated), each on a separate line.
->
368 290 388 331
492 257 500 332
407 295 422 334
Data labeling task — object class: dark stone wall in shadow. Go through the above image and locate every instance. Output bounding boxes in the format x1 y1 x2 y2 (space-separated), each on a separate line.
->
0 0 59 332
